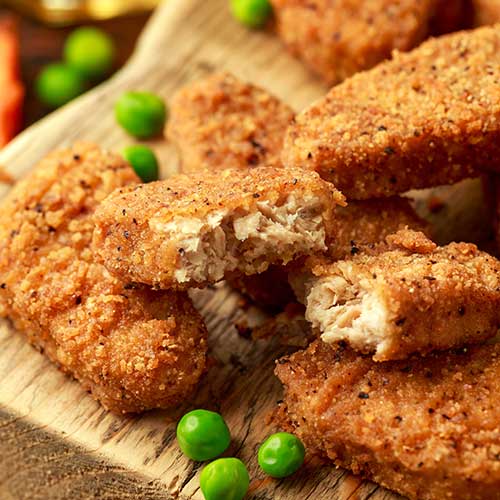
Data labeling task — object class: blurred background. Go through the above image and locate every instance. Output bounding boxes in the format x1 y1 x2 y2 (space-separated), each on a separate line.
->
0 0 162 144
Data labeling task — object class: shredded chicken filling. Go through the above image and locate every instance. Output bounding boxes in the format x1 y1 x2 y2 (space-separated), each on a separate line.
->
306 270 391 356
157 195 327 283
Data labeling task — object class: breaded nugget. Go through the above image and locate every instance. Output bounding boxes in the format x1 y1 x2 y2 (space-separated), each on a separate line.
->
473 0 500 26
0 143 207 414
166 72 294 173
276 339 500 500
271 0 437 85
93 167 343 290
296 229 500 361
282 26 500 199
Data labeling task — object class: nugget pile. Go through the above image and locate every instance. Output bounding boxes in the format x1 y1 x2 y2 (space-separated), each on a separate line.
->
2 15 500 500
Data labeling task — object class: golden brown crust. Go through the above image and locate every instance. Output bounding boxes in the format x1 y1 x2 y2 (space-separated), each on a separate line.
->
282 26 500 199
0 143 207 414
276 339 500 500
271 0 438 85
166 72 294 173
326 197 430 259
304 229 500 360
93 166 343 290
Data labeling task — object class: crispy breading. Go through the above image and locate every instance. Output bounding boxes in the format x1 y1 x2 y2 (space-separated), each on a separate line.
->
270 0 437 85
473 0 500 26
275 339 500 500
0 143 207 414
282 26 500 199
296 229 500 361
166 72 294 173
93 167 343 290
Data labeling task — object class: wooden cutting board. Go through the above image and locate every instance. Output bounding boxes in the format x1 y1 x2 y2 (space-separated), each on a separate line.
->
0 1 494 498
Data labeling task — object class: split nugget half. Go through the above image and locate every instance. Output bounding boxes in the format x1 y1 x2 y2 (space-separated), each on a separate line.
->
93 167 343 290
0 143 207 414
276 339 500 500
295 229 500 361
270 0 438 85
283 25 500 199
166 72 294 173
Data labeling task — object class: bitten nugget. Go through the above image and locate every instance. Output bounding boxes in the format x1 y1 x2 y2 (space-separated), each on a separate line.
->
283 26 500 199
0 144 207 414
297 229 500 361
276 340 500 500
166 72 294 173
93 167 343 290
271 0 437 85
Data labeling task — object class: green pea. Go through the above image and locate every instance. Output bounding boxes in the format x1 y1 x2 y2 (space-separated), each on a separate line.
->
200 458 249 500
122 145 159 183
35 63 86 109
258 432 305 478
230 0 273 28
115 91 166 139
64 27 115 80
176 409 231 461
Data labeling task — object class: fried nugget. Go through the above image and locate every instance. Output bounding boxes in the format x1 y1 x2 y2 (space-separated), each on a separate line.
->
271 0 438 85
276 339 500 500
93 167 343 290
0 143 207 414
166 72 294 173
295 229 500 361
472 0 500 26
282 26 500 199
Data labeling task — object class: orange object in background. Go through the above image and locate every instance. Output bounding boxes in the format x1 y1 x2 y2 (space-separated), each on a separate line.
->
0 17 24 147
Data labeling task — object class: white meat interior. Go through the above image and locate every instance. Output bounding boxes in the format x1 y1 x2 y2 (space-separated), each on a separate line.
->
305 266 392 356
154 194 327 283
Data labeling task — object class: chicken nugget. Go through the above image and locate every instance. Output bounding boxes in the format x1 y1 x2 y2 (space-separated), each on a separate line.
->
166 72 294 173
282 26 500 199
295 229 500 361
472 0 500 26
93 167 343 290
271 0 438 86
0 143 207 414
276 339 500 500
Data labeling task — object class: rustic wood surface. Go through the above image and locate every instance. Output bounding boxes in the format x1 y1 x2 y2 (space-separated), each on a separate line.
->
0 1 494 498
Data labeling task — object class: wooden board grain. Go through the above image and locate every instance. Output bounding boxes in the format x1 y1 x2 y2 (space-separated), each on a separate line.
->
0 1 494 499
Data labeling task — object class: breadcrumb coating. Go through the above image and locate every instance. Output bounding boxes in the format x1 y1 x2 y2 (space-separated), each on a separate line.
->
0 143 207 414
276 339 500 500
93 167 343 290
282 25 500 199
299 229 500 360
166 72 294 173
270 0 438 85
